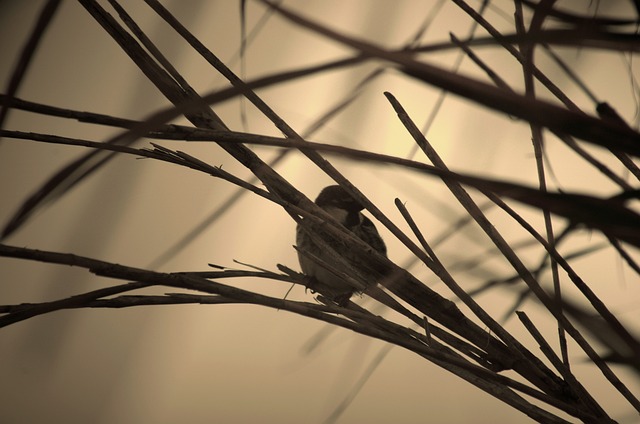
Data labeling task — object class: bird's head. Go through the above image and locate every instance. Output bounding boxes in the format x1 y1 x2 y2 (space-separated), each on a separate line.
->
314 185 364 212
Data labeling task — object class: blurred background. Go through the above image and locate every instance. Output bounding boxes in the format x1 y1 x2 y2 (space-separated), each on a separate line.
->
1 1 639 423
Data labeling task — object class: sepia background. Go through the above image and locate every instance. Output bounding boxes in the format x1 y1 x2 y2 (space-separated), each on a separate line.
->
1 1 639 423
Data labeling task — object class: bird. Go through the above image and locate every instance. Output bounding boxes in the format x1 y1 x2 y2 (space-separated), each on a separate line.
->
296 185 387 304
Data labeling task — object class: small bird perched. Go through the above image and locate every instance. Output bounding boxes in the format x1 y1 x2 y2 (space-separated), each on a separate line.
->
296 185 387 304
